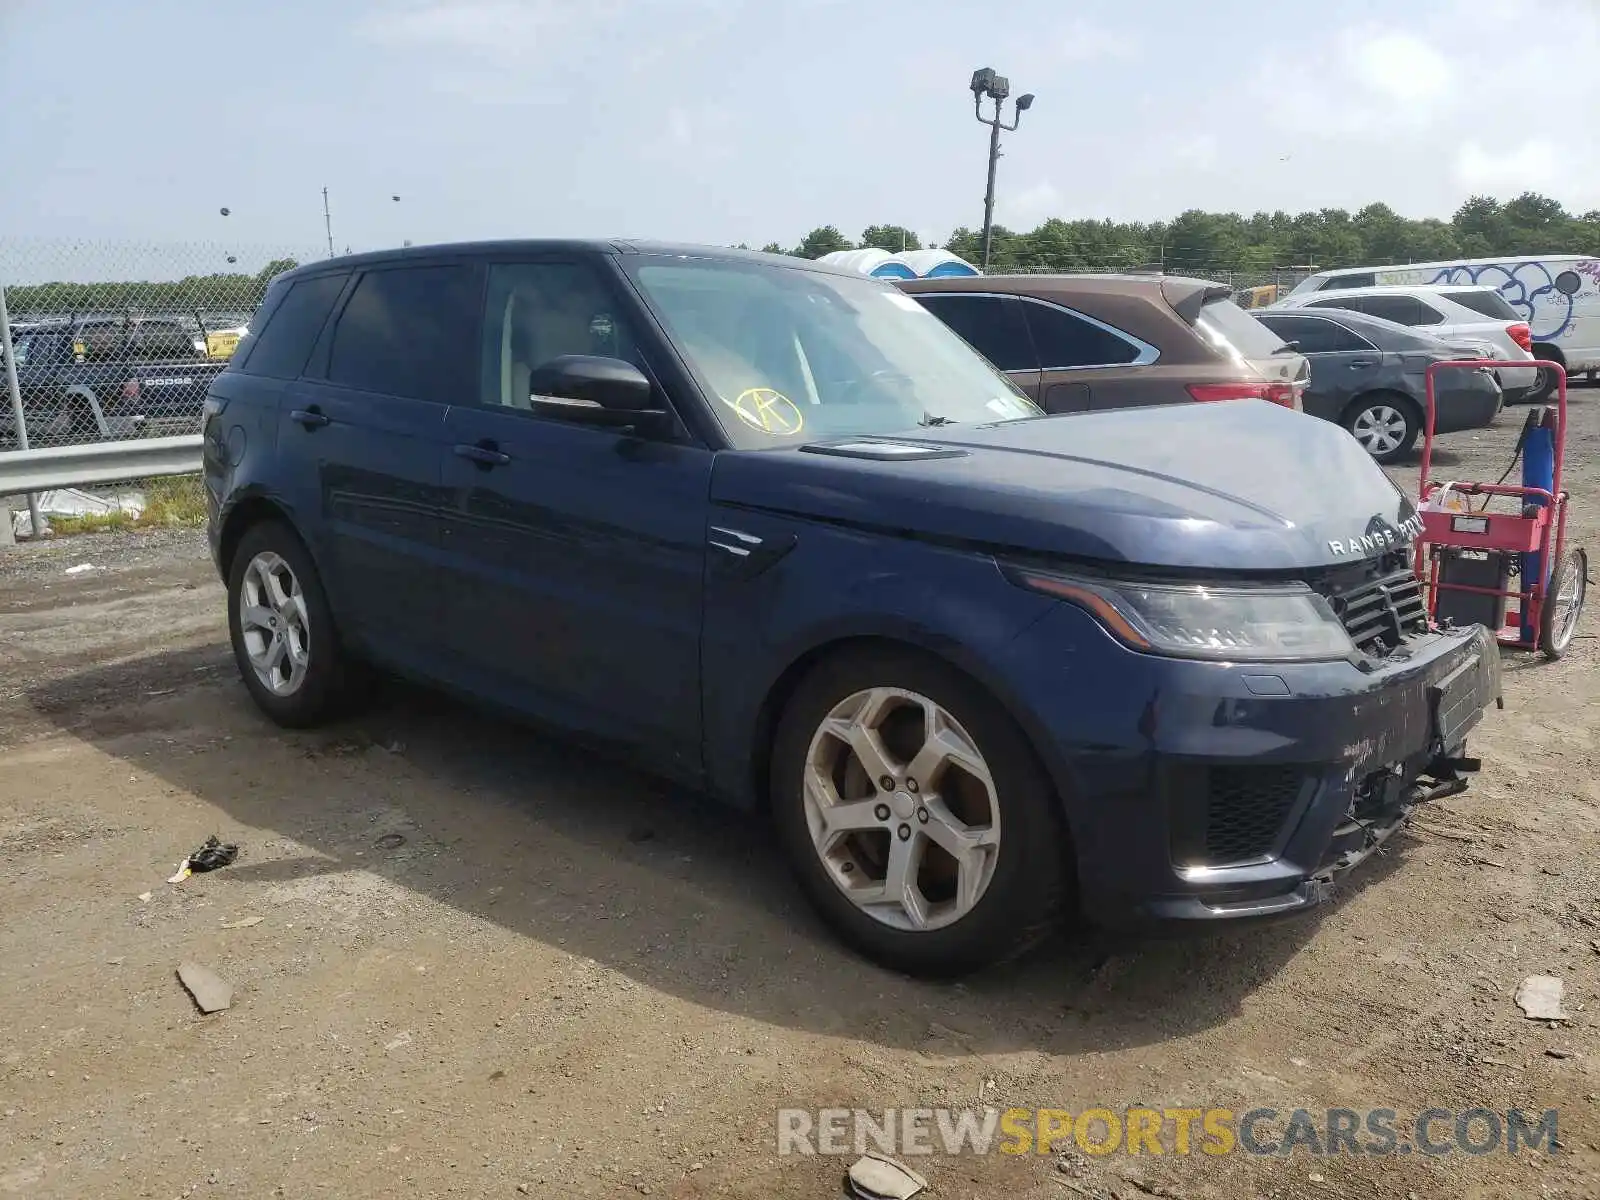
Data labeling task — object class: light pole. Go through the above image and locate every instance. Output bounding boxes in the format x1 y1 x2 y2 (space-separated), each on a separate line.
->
322 190 402 257
970 68 1034 272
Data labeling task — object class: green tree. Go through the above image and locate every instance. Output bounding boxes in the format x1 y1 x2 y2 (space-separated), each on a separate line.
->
859 225 922 253
792 226 854 259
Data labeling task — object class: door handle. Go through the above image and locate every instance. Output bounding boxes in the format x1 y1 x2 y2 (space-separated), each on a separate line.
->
290 408 330 428
1348 360 1375 369
453 441 511 467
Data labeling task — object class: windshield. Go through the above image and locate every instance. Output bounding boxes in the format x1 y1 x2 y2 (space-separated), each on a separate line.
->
624 255 1041 448
5 334 30 366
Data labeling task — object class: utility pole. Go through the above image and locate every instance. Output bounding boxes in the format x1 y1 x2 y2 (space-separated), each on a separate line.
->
970 68 1034 272
323 188 335 258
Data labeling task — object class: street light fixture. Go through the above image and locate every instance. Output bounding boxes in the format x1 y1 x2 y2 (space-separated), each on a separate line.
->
970 67 1034 271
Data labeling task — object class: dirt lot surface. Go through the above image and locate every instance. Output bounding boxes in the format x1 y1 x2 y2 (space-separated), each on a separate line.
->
4 394 1600 1199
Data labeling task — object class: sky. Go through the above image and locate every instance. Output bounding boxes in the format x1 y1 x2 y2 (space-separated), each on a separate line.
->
2 0 1598 260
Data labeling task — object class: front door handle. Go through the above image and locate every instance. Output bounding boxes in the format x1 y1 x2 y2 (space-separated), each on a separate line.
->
454 441 511 467
290 407 330 429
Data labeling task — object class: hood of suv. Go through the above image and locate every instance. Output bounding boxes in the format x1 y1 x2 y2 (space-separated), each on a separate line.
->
710 400 1419 572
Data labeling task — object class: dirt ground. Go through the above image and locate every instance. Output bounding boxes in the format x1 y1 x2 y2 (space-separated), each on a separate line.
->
3 392 1600 1200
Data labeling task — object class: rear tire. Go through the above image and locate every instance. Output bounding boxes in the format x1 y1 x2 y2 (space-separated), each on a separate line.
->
770 646 1070 977
1529 347 1563 404
1538 547 1588 660
227 520 363 728
1343 393 1420 464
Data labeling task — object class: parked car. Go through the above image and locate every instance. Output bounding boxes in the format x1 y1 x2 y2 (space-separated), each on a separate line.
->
0 316 226 445
205 241 1500 977
895 273 1309 414
1253 307 1503 463
1285 253 1600 399
1269 284 1538 401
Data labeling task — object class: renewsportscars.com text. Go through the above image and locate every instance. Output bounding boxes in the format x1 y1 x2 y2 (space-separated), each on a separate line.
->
776 1106 1560 1158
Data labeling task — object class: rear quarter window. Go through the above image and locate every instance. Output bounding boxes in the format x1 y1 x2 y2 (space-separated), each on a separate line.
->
1194 299 1288 359
1442 289 1521 321
238 273 350 380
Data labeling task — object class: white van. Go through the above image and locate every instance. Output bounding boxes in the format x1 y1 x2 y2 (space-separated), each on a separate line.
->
1287 255 1599 396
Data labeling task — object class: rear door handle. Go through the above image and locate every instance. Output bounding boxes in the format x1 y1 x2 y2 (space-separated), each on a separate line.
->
1349 360 1375 369
454 441 511 467
290 408 330 429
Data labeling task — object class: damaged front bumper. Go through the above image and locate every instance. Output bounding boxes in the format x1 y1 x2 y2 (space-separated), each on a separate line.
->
1037 619 1504 929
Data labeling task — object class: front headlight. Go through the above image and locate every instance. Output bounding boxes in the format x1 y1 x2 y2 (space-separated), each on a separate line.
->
1010 567 1356 661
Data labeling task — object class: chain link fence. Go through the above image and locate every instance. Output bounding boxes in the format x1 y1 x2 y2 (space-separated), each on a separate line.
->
0 238 319 541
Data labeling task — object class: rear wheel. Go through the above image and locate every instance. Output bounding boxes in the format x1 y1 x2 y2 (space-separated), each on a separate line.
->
1529 347 1563 404
1538 546 1588 660
1343 393 1419 464
770 646 1070 977
227 520 363 727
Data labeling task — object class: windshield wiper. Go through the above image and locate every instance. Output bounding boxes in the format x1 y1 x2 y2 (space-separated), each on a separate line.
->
1272 342 1301 354
919 412 957 426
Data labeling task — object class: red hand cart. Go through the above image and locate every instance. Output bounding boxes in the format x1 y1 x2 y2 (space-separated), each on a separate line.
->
1414 359 1587 659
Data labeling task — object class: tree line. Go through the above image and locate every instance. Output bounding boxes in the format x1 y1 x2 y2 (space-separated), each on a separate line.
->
753 193 1600 279
5 259 300 317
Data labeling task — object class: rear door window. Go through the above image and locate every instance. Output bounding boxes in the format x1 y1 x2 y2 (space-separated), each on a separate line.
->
1020 300 1142 367
911 293 1037 372
1349 294 1433 326
1257 314 1370 354
326 265 480 401
241 273 350 380
132 322 196 361
1441 289 1521 321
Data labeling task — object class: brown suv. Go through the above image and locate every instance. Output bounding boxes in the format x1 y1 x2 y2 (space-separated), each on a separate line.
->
897 274 1309 414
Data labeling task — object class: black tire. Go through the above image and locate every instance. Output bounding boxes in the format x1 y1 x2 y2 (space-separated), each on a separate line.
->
770 645 1070 978
1342 393 1420 464
1538 547 1588 660
1528 348 1563 404
226 520 362 727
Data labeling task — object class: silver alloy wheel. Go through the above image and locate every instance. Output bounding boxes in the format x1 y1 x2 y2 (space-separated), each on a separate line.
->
238 550 311 697
1351 404 1409 456
1549 550 1587 653
802 687 1002 932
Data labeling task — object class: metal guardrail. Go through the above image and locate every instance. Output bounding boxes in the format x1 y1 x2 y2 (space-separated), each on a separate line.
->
0 434 202 495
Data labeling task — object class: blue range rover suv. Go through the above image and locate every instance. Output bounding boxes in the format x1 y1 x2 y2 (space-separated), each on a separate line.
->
203 241 1501 977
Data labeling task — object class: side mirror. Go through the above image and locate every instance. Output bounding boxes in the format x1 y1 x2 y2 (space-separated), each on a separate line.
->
528 355 656 412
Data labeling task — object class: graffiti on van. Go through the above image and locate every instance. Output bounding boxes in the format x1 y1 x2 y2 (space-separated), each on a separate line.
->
1424 260 1598 341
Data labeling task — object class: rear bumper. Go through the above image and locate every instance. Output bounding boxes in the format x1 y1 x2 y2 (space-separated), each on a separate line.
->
1433 379 1503 434
1003 610 1502 930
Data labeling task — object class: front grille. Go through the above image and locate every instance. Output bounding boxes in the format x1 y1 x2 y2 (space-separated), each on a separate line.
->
1313 557 1429 655
1203 765 1305 864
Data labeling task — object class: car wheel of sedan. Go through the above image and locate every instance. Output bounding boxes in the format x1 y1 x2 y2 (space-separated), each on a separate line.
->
227 520 362 728
1343 394 1419 464
771 647 1070 977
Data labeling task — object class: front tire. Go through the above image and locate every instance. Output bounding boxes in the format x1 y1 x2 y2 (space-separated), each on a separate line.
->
770 647 1070 977
227 520 360 727
1343 394 1419 464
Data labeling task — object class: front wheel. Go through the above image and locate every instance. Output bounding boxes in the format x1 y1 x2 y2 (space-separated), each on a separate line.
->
1539 547 1588 660
226 520 362 727
1343 395 1419 464
770 647 1070 977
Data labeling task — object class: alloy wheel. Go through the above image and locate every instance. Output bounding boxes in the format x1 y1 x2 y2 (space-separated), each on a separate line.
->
801 687 1002 932
238 550 311 696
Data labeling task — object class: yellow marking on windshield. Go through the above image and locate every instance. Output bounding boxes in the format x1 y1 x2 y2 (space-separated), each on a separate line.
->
726 388 804 436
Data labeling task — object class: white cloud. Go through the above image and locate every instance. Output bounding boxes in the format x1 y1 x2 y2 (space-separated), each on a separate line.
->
1172 134 1219 170
999 181 1063 228
1347 30 1455 105
1456 140 1564 194
1049 17 1134 63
